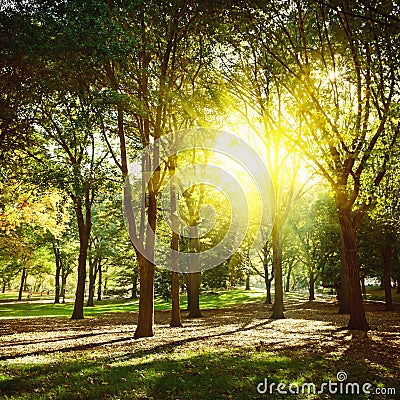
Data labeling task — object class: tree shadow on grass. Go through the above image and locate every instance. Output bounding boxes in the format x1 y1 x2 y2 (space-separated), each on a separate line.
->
1 300 399 399
0 317 275 362
1 345 397 400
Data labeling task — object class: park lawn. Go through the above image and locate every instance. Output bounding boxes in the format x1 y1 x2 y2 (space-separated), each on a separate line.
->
0 289 269 319
1 287 398 320
364 287 400 303
0 299 398 400
0 347 342 400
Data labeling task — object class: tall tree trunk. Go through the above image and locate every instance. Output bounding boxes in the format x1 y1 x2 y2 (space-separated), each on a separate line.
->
270 222 285 319
71 196 91 320
18 267 26 301
263 246 273 304
397 279 400 295
2 281 6 293
309 271 315 301
133 140 158 338
53 241 61 304
382 241 394 311
337 207 369 331
105 50 157 339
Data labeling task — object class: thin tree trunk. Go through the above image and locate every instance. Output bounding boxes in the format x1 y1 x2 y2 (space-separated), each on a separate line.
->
54 263 61 303
97 263 102 301
263 246 273 305
86 257 96 307
337 208 369 331
61 271 67 303
71 196 91 320
170 272 182 327
270 222 285 319
18 267 26 301
2 281 6 293
397 279 400 295
185 273 191 311
360 274 366 297
309 271 315 301
103 274 108 295
23 278 28 292
53 241 61 304
245 274 250 290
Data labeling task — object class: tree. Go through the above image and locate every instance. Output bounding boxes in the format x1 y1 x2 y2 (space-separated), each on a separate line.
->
97 0 218 337
238 0 400 330
0 0 115 318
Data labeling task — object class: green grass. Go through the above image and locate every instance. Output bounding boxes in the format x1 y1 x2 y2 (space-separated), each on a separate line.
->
0 289 267 319
364 287 400 303
2 285 397 319
0 292 65 302
0 288 398 399
1 346 397 400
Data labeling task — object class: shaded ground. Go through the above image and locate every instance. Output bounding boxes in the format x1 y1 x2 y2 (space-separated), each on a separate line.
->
0 297 399 399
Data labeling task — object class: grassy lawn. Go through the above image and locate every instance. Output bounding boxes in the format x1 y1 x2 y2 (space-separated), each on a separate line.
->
0 289 268 319
0 297 398 400
1 347 376 400
2 286 399 319
0 289 398 399
364 287 400 303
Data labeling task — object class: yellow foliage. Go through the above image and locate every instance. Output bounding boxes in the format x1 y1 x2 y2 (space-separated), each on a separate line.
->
0 190 71 238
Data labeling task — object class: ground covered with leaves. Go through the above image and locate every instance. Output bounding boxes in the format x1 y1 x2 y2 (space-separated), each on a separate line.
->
0 297 399 399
